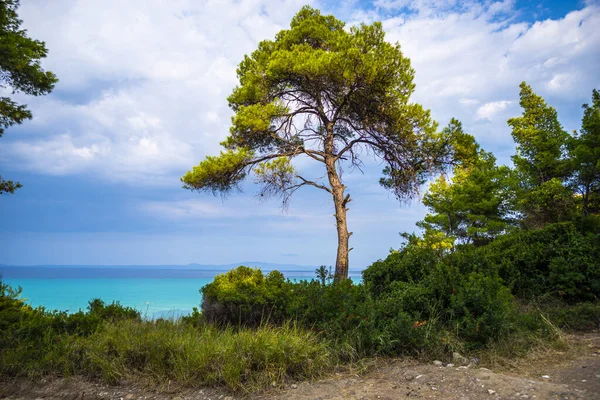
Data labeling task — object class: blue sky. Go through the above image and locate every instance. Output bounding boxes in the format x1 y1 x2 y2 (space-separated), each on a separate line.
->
1 0 599 268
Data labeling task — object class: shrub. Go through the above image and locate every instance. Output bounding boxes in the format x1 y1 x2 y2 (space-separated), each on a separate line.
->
448 273 514 345
87 298 141 322
201 266 292 326
362 248 518 350
362 244 439 297
472 222 600 302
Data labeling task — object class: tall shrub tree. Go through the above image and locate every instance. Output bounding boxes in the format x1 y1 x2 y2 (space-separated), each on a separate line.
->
570 89 600 215
418 120 514 246
507 82 573 227
182 7 453 280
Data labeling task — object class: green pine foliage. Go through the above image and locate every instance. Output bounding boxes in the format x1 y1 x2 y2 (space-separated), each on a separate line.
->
418 120 515 246
0 0 58 194
507 83 573 226
182 6 458 280
570 89 600 215
508 82 571 185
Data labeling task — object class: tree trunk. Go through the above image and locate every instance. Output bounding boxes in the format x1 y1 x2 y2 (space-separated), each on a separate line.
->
582 184 590 216
331 175 350 281
324 123 351 281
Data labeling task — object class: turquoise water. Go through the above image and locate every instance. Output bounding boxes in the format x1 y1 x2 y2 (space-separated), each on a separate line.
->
4 274 362 319
5 278 209 319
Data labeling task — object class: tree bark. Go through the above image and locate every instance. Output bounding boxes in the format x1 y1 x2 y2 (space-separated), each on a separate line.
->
324 122 350 281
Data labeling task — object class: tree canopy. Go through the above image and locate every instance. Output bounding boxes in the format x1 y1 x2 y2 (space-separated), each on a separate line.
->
182 6 454 280
508 82 573 227
0 0 58 194
418 120 514 247
570 89 600 215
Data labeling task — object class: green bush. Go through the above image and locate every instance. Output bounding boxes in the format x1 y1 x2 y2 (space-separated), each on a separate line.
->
360 246 519 351
366 221 600 304
471 222 600 302
362 244 439 297
448 273 514 345
86 298 141 322
201 266 292 326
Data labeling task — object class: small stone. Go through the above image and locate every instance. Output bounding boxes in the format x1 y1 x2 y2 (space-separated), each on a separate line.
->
582 380 587 382
521 395 529 399
433 360 443 366
541 375 550 379
446 363 455 367
488 389 496 395
453 352 470 366
291 384 298 389
431 387 438 391
125 395 134 400
416 375 424 379
272 381 277 387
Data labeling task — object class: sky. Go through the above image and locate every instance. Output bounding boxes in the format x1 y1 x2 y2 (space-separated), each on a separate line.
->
1 0 599 268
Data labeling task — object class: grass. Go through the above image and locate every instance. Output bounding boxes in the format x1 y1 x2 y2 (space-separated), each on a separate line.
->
1 317 334 394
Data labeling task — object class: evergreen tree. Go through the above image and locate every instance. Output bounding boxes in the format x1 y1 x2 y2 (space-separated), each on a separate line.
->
182 7 453 280
419 120 514 246
570 89 600 215
507 82 573 227
0 0 58 194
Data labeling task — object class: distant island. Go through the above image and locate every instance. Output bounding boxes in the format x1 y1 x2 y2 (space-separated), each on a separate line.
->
0 262 364 279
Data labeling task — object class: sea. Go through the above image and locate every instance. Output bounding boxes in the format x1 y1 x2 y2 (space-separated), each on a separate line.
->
0 263 362 319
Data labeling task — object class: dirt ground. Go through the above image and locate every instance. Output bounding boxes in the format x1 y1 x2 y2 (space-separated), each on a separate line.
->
2 335 599 400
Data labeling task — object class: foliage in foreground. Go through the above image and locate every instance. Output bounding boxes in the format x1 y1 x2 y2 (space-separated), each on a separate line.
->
0 281 331 393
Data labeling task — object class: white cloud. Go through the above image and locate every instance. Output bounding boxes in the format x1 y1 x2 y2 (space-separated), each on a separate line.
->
2 0 599 184
369 2 600 152
3 0 312 185
7 134 108 175
476 100 512 120
459 98 480 106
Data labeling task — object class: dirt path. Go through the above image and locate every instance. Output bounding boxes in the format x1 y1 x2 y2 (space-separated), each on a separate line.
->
2 336 599 400
262 355 599 400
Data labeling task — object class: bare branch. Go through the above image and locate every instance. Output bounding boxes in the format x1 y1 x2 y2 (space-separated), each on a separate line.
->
296 175 333 194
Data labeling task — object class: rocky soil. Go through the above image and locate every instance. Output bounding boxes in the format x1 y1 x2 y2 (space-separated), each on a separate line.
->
2 335 599 400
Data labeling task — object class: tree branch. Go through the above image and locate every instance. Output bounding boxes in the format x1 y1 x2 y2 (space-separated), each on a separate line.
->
296 175 333 194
